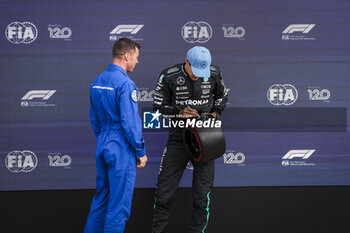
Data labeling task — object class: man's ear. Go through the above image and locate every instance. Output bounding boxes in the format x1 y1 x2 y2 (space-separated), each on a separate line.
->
125 52 130 61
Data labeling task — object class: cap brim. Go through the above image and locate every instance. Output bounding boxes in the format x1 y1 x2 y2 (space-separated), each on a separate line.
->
191 65 210 78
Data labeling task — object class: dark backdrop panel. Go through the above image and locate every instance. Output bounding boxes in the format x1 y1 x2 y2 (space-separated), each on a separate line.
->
0 0 349 190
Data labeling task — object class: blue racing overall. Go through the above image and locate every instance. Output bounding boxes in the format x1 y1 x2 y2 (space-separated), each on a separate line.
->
84 64 145 233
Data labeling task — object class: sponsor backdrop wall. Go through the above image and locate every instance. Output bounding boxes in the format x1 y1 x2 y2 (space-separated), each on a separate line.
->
0 0 349 191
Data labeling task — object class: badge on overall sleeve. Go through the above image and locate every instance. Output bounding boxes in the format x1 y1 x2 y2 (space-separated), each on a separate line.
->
131 89 139 102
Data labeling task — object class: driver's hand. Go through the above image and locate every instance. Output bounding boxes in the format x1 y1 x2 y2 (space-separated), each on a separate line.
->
179 107 198 118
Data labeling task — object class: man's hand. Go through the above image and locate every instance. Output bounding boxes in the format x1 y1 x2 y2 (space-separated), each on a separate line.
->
179 107 199 118
202 112 217 119
137 155 148 168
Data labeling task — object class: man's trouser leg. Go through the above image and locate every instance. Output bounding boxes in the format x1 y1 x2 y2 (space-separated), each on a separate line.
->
189 160 214 233
103 142 137 233
152 145 188 233
84 139 136 233
84 138 109 233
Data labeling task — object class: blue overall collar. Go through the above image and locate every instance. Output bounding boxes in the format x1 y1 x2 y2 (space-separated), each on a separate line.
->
107 64 128 77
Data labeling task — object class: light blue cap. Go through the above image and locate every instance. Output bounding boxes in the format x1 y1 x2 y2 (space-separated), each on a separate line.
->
187 46 212 78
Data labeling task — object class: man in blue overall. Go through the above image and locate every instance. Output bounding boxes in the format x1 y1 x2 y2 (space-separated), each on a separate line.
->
84 37 148 233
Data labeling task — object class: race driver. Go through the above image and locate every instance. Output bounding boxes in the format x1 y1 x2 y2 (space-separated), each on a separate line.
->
84 37 147 233
152 46 228 233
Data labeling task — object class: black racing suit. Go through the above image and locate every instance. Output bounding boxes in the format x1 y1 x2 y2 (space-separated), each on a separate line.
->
152 63 228 233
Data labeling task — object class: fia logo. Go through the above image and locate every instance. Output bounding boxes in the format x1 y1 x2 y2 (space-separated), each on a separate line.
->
181 21 212 43
5 150 38 172
267 84 298 106
143 110 162 129
5 22 38 44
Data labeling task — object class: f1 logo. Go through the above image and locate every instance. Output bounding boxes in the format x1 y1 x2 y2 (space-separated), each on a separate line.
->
282 150 316 160
282 24 315 34
21 90 56 100
110 25 144 34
